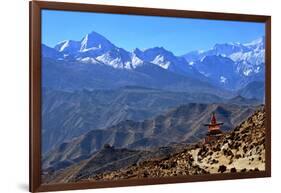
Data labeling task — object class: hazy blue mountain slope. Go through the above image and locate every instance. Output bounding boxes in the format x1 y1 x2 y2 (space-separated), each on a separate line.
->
42 103 258 170
42 57 231 97
42 87 225 153
237 81 265 100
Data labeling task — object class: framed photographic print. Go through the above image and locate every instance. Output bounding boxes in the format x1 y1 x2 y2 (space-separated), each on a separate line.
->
30 1 271 192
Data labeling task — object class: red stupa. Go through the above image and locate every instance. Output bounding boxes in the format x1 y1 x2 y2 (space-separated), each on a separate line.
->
204 112 224 143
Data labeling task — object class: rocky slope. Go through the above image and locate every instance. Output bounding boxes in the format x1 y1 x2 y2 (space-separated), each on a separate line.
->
42 103 257 171
83 107 266 181
42 143 190 184
42 107 265 183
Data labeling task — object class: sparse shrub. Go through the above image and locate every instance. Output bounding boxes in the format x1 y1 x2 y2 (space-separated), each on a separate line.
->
243 146 248 153
229 133 235 140
142 171 149 177
214 144 221 152
241 168 247 172
235 154 241 159
230 167 237 173
223 149 234 157
218 165 227 173
159 163 169 169
189 155 194 162
170 161 177 168
211 159 219 164
126 170 133 175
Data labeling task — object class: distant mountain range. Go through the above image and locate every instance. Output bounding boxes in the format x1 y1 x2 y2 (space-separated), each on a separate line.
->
42 31 265 91
42 106 265 184
42 102 257 172
42 56 227 97
40 31 266 183
41 31 265 154
42 86 261 153
41 86 225 153
183 37 265 90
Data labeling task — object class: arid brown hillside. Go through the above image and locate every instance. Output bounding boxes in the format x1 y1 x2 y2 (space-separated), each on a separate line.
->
43 103 256 171
42 143 190 184
42 106 265 184
83 107 266 181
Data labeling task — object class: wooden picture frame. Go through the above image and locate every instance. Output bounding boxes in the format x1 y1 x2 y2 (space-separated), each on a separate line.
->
30 1 271 192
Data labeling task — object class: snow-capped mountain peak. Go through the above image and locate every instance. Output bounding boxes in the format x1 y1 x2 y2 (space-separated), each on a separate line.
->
244 36 265 47
54 40 69 51
79 31 115 52
181 37 265 90
137 47 176 65
54 40 80 54
131 50 144 68
42 31 265 91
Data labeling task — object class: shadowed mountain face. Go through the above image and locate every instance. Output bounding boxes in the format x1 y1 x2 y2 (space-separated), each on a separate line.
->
192 55 239 89
237 81 265 100
42 103 258 172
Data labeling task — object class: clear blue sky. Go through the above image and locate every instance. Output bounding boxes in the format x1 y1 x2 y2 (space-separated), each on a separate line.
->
42 10 265 55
